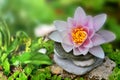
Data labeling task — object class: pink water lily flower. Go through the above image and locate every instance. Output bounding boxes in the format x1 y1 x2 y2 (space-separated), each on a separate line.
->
49 7 116 59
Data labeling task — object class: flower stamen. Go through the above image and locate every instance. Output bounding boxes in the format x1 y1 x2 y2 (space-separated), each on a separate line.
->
71 27 87 45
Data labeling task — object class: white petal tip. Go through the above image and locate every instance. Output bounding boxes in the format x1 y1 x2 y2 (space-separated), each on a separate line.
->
93 13 107 31
98 55 105 59
111 32 116 40
89 46 105 59
98 13 107 21
54 20 67 31
93 53 105 59
62 43 73 52
102 13 107 18
76 7 84 10
98 30 116 43
48 31 62 42
103 14 107 21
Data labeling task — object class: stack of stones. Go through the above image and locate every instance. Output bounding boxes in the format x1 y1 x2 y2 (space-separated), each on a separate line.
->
54 42 104 75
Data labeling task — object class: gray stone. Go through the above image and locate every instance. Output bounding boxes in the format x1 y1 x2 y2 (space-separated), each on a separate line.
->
54 49 96 67
54 42 94 61
54 54 103 75
72 58 95 67
85 57 116 80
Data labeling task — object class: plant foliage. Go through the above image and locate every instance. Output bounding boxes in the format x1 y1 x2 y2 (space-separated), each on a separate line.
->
0 20 54 79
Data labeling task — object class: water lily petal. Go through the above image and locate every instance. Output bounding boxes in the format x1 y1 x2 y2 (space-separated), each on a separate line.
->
91 33 105 46
97 30 116 43
93 14 107 31
54 20 67 31
62 34 73 46
61 43 73 52
83 38 93 48
83 27 89 34
73 47 82 55
67 17 75 28
89 46 104 59
79 47 89 55
49 31 62 42
89 29 95 38
84 16 95 38
60 30 67 38
74 7 86 26
85 16 93 29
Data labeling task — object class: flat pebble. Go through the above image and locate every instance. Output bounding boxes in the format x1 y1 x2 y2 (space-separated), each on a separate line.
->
54 54 103 75
72 58 95 67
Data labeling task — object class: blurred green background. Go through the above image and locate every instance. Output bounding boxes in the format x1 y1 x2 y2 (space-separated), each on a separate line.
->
0 0 120 47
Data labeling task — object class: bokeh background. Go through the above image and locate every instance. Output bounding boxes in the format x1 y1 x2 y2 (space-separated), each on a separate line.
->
0 0 120 47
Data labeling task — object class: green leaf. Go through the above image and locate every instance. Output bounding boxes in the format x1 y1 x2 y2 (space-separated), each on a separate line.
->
2 58 10 75
10 52 52 65
45 72 51 79
109 67 120 80
0 19 10 51
1 53 8 62
79 77 84 80
0 32 2 48
10 52 31 65
7 37 19 53
31 74 39 80
56 76 62 80
8 70 20 80
43 40 54 55
64 78 71 80
24 64 34 76
16 72 27 80
16 31 29 43
30 37 44 52
107 50 120 65
52 75 58 80
29 52 52 65
39 73 46 80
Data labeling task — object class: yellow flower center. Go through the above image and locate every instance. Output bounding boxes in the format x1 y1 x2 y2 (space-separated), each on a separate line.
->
71 27 87 45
